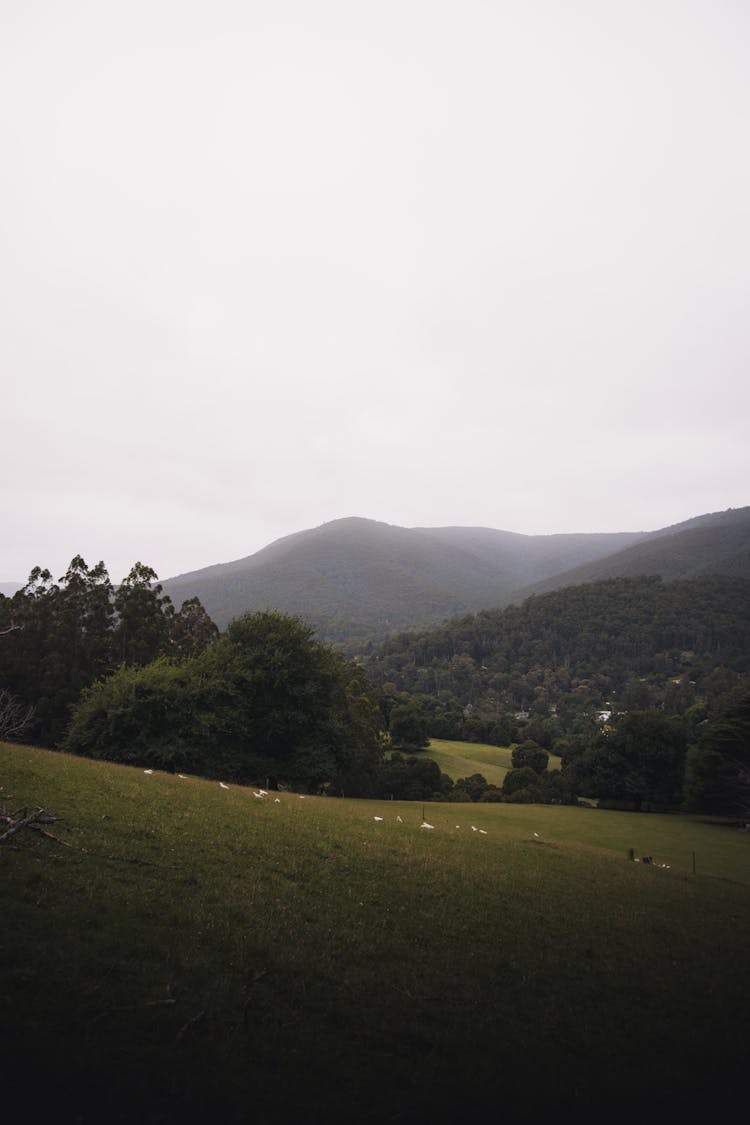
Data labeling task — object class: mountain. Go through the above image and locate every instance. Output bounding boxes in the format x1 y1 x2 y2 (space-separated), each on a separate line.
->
0 582 23 598
161 508 750 647
515 506 750 599
161 516 646 642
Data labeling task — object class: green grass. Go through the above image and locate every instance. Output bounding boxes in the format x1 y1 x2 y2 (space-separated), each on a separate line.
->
423 737 561 785
2 741 749 1122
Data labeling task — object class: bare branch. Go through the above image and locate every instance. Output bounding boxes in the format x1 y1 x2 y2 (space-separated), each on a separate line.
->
0 690 35 741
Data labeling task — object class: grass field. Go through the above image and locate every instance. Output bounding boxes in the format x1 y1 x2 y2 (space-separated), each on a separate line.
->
2 741 749 1123
423 737 561 786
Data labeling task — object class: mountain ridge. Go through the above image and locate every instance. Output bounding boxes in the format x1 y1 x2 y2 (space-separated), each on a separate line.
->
160 507 750 645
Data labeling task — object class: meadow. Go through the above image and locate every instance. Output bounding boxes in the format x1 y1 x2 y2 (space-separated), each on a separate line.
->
423 736 561 787
2 741 748 1122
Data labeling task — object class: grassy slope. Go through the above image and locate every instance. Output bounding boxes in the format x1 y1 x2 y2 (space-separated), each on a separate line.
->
2 743 749 1123
423 738 561 786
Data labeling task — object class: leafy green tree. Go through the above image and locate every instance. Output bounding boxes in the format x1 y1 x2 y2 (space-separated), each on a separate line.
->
113 562 173 666
511 740 549 774
570 711 686 809
454 773 490 801
210 611 345 772
389 699 429 751
62 658 204 771
326 662 386 796
375 753 444 801
538 769 577 805
502 766 542 800
683 690 750 816
64 610 385 793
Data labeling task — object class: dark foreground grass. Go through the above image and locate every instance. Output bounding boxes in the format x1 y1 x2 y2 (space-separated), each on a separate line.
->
2 742 749 1123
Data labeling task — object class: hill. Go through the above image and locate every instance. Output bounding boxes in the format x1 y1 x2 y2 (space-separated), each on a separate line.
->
368 575 750 733
2 742 749 1120
161 508 750 647
161 515 647 643
516 506 750 598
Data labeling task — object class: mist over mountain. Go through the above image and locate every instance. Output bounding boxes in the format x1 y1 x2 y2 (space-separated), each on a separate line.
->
161 507 750 646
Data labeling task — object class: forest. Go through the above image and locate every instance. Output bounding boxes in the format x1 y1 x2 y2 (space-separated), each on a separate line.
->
1 564 748 815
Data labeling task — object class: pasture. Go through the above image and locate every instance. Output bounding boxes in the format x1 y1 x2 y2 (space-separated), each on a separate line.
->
424 736 561 786
1 741 748 1122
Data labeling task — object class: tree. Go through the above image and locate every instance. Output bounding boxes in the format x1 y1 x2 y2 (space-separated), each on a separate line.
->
63 610 386 793
502 766 542 802
0 556 219 748
169 596 220 658
454 773 490 801
389 699 429 751
511 740 549 774
683 690 750 817
570 711 687 809
113 562 173 666
375 752 445 801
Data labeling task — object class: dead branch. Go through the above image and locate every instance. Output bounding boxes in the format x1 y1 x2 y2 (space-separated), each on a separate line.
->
0 690 35 741
0 807 47 843
0 805 169 867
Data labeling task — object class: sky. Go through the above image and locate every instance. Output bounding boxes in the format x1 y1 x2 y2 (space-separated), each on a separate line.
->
2 0 749 584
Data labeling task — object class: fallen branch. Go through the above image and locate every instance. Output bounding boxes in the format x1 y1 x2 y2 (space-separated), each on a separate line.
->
0 807 47 844
0 804 170 867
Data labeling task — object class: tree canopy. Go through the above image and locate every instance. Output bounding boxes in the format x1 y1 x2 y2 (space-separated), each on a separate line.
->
62 610 385 794
0 557 217 746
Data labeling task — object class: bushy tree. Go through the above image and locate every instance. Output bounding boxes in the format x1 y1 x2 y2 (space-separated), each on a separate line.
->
62 658 206 772
569 711 686 809
389 699 429 750
63 610 385 793
375 753 445 801
502 766 542 802
454 773 490 801
511 740 549 774
683 690 750 816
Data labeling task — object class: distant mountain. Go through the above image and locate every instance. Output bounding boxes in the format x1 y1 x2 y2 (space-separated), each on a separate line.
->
515 507 750 599
161 516 645 642
161 508 750 647
0 582 23 598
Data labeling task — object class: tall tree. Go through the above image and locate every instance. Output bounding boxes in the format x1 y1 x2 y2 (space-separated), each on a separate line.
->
169 596 220 658
113 562 173 666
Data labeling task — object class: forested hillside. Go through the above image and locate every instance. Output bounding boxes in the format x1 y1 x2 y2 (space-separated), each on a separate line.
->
368 575 750 724
160 508 749 648
517 506 750 598
366 576 750 813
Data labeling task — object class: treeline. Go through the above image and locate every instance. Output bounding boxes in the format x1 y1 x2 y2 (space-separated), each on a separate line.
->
0 556 218 746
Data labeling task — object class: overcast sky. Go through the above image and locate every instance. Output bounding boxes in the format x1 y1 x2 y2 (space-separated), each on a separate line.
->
2 0 749 584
